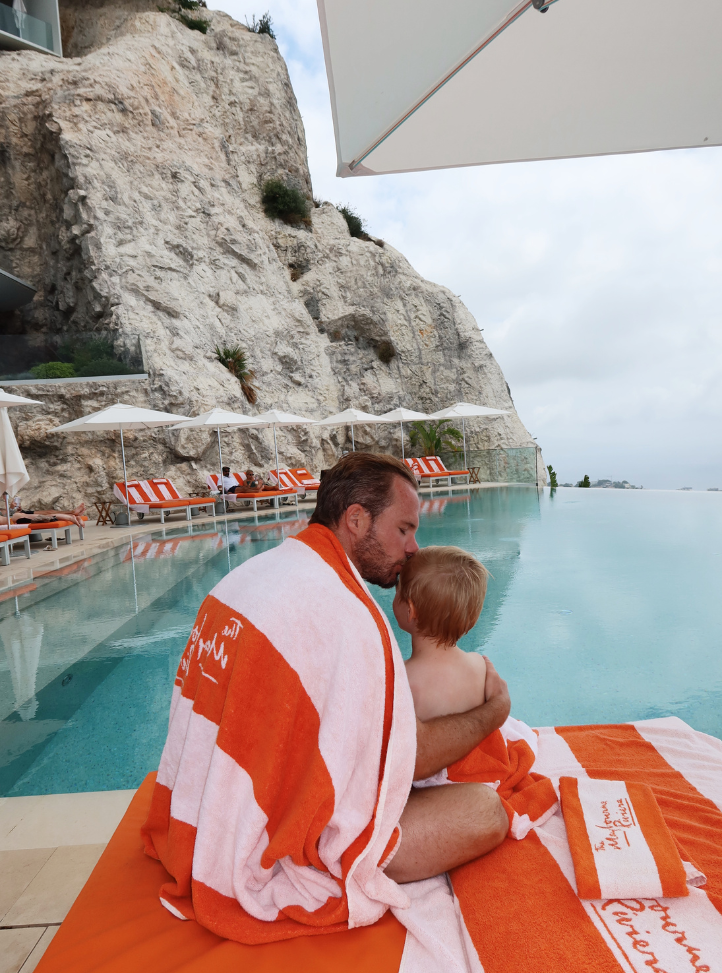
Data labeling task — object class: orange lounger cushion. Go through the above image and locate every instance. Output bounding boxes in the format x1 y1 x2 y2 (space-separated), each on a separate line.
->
24 520 74 529
0 527 33 539
36 773 406 973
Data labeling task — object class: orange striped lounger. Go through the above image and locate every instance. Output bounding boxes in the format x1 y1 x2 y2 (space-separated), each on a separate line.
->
36 716 722 973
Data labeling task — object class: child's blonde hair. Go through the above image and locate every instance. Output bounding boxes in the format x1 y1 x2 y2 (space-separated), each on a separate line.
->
397 546 489 647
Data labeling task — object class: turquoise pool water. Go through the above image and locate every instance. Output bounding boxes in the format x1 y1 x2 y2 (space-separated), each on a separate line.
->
1 487 721 795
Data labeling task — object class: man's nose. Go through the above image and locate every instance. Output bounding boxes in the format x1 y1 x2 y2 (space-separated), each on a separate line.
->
406 533 419 556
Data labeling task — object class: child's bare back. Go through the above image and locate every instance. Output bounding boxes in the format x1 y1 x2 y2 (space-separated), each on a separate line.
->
406 648 486 721
393 545 490 721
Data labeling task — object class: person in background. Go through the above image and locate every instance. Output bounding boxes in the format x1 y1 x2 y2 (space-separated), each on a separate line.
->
2 498 86 529
219 467 241 494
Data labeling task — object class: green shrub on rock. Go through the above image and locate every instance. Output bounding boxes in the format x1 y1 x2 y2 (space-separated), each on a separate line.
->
76 358 133 377
31 361 76 379
262 179 311 226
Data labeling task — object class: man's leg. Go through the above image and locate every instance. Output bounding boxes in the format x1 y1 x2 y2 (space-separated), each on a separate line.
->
384 783 508 884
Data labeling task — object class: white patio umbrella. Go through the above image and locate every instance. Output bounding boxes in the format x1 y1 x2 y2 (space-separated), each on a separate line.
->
377 407 430 461
318 0 722 177
171 408 264 498
54 403 191 525
315 408 386 451
430 402 510 469
243 410 316 480
0 390 41 527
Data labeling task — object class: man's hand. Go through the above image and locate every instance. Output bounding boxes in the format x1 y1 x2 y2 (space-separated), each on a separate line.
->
483 656 509 705
414 656 511 781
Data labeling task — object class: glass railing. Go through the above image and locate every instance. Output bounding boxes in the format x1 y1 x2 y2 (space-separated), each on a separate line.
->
0 332 145 382
0 4 53 52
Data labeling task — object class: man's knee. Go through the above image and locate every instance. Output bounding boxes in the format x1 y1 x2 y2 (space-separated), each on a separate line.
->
487 792 509 847
471 784 508 851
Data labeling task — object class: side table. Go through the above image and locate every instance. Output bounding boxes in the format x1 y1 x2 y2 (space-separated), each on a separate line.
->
94 499 115 526
468 467 481 485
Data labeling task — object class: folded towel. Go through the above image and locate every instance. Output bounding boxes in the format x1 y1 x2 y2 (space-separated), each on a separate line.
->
560 776 706 899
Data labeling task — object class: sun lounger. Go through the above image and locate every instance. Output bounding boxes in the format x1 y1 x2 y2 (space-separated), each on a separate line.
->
0 526 32 566
25 517 88 550
113 480 214 524
405 456 470 486
288 467 321 491
32 717 722 973
269 468 309 495
206 472 299 511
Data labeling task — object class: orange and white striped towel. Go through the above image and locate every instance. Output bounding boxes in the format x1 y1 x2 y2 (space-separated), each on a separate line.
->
560 776 706 900
141 523 418 943
415 716 559 839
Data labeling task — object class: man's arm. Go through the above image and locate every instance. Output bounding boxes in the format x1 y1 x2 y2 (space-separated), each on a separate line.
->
413 657 510 780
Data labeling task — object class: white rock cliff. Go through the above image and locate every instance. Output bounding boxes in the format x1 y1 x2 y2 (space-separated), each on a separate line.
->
0 0 543 507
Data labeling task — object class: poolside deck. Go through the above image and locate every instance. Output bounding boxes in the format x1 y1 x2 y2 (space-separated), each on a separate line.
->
0 789 135 972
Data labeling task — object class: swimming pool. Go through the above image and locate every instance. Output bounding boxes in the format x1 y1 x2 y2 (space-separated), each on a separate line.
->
1 487 721 795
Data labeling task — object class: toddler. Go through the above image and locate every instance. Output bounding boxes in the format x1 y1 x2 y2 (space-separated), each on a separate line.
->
393 545 489 721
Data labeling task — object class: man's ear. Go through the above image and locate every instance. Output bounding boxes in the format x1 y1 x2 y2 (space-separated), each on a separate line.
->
343 502 372 539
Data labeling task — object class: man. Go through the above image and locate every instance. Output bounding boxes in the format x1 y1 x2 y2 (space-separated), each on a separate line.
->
219 466 240 494
142 453 510 942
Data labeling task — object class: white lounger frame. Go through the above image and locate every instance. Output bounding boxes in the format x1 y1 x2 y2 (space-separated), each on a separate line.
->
28 522 85 550
0 534 31 566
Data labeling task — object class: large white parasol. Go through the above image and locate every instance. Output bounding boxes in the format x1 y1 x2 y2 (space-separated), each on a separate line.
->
244 410 316 480
171 408 264 498
0 389 41 527
54 403 191 524
430 402 510 469
318 0 722 176
377 407 430 461
315 408 386 452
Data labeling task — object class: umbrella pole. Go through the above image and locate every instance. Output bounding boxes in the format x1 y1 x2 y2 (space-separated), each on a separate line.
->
272 424 280 481
217 426 225 510
3 491 10 529
119 425 131 527
462 418 467 470
400 419 405 461
351 424 355 452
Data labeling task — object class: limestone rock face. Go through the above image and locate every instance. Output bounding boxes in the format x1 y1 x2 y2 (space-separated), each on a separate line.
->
0 1 542 507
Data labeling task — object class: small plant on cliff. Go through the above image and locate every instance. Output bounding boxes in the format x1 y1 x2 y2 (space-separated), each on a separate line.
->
160 0 209 33
409 420 463 455
215 345 258 404
246 12 275 38
261 179 311 226
337 204 372 240
547 464 558 488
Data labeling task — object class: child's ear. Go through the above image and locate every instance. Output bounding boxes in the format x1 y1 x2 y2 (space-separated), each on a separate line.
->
407 600 418 621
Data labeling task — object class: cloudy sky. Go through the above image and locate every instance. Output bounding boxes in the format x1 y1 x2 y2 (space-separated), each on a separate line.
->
211 1 722 490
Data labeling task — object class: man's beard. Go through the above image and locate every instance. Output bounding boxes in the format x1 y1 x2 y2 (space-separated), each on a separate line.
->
355 523 405 588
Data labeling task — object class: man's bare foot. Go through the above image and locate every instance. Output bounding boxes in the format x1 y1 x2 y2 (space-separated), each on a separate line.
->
73 503 86 516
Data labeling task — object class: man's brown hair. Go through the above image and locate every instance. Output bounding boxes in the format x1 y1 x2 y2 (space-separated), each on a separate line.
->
397 546 489 647
310 452 418 528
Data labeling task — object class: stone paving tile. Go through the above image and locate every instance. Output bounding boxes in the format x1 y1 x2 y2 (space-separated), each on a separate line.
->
0 927 44 973
19 926 59 973
0 849 54 923
0 791 135 851
3 844 105 927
